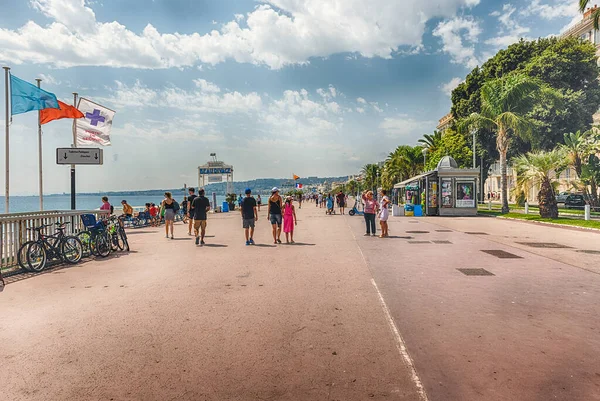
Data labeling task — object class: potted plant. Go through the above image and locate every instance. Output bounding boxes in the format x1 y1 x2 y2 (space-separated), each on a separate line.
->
225 193 237 211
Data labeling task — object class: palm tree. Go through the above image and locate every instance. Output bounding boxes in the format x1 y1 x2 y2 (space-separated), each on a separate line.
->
361 164 380 193
381 146 424 190
418 130 443 153
579 0 600 29
561 130 600 205
514 149 567 218
459 73 548 214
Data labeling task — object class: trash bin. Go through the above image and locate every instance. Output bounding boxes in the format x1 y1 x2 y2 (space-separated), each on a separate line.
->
222 201 229 213
414 205 423 217
404 204 414 217
392 204 402 216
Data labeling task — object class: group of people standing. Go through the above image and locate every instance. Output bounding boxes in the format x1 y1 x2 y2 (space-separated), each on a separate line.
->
362 189 390 238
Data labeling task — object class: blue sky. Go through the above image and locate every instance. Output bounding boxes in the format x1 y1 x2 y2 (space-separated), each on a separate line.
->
0 0 583 194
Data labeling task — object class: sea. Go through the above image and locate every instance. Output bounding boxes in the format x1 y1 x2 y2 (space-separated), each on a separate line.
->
0 194 227 214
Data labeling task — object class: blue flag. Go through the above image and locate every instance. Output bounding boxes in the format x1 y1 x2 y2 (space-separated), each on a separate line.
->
10 74 59 115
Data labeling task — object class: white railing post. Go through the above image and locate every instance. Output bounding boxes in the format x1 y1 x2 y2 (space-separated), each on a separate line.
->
585 205 591 221
524 202 529 215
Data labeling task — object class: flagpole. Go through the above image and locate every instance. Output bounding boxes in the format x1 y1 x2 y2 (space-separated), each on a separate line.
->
36 78 43 211
3 66 9 214
71 92 77 210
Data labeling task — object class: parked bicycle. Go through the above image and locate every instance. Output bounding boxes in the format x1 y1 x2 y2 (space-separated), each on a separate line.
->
19 222 83 272
78 214 111 258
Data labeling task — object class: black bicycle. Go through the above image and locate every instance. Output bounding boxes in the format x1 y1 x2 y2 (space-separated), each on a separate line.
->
22 223 83 272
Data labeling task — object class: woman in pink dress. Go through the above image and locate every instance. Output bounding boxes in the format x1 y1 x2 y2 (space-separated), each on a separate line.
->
283 196 298 244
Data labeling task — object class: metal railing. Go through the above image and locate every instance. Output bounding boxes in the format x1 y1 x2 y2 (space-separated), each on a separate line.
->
0 209 109 270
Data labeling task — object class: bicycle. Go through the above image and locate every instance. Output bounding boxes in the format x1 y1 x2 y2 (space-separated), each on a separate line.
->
21 223 83 272
108 215 130 252
78 214 111 258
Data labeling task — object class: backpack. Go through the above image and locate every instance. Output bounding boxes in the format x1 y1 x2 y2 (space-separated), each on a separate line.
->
173 201 180 213
110 205 114 214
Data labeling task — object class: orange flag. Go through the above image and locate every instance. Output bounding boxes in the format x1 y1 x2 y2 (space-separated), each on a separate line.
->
293 174 300 180
40 100 84 125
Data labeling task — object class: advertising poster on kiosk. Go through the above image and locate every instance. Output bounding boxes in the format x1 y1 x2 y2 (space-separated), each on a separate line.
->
441 179 453 208
456 182 475 207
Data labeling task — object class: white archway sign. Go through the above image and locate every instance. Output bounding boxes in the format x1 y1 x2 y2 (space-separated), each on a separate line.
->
198 155 234 195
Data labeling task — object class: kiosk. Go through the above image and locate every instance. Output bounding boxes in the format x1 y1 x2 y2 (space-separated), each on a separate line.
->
394 156 480 217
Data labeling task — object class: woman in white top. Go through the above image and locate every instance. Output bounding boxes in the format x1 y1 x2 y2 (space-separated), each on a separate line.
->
378 189 390 238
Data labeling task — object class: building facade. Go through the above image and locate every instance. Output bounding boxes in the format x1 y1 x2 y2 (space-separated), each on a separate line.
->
436 113 454 132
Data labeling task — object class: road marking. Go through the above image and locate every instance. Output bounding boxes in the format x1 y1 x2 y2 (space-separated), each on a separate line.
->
345 216 429 401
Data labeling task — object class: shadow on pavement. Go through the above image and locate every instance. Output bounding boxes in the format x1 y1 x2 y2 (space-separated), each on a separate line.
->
253 244 276 248
171 238 192 241
286 243 316 246
203 244 228 248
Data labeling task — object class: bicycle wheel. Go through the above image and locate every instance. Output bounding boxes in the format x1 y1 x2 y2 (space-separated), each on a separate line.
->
77 231 93 257
18 241 36 272
110 231 121 252
119 229 130 252
94 232 111 257
61 236 83 264
26 242 47 272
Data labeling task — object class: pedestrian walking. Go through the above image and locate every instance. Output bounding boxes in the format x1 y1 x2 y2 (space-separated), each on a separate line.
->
161 192 177 239
237 194 243 209
241 188 258 245
187 187 197 236
257 194 262 211
267 187 284 244
337 190 346 214
362 190 378 236
318 193 323 208
192 188 211 246
378 189 390 238
283 196 297 244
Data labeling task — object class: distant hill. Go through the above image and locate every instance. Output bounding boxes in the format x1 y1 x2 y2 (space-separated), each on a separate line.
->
73 176 349 197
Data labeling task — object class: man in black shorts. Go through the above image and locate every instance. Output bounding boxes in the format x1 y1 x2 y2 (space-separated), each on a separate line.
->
240 188 258 245
337 190 346 215
187 187 197 236
192 188 211 246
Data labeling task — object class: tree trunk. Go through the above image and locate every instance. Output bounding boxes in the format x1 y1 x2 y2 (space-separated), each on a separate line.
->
538 177 558 218
497 130 510 214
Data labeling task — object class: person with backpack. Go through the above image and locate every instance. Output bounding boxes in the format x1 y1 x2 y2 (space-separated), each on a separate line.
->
161 192 177 239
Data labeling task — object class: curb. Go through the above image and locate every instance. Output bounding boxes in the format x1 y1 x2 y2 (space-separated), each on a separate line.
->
492 215 600 234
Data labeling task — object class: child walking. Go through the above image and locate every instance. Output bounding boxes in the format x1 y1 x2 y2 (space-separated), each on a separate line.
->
283 196 298 244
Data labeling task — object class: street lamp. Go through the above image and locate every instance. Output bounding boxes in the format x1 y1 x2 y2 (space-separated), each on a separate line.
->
471 130 476 168
422 147 428 170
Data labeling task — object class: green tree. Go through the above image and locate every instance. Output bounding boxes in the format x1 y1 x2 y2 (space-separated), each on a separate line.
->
580 0 600 29
452 36 600 189
513 149 567 218
346 179 359 195
459 73 546 214
425 128 473 171
381 146 424 190
361 164 381 193
418 131 443 153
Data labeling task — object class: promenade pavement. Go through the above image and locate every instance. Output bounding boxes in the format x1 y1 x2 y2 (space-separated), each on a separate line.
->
1 203 600 401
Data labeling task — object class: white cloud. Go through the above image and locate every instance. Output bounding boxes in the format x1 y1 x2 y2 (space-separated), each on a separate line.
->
356 107 365 114
1 0 481 69
521 0 579 21
441 77 463 96
104 80 261 113
371 102 383 113
356 97 367 104
433 16 482 68
485 4 531 50
38 73 60 86
379 116 435 138
193 78 221 93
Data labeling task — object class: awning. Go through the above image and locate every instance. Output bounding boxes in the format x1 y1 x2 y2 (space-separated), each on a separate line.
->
393 171 435 189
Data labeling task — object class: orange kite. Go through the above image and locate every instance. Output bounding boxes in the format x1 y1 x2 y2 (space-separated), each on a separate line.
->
40 100 84 125
293 174 300 180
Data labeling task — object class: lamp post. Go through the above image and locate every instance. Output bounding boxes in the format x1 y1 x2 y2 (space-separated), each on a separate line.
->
422 147 428 171
472 129 476 168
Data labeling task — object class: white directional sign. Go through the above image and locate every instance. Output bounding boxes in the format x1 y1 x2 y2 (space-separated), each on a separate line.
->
56 148 104 165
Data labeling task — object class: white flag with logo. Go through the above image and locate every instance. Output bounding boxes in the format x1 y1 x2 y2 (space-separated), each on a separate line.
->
75 98 115 146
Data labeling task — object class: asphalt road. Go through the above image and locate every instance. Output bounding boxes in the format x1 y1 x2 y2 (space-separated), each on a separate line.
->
1 204 599 400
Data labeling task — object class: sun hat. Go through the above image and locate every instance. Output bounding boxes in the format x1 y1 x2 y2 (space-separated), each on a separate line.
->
272 187 279 193
245 188 252 194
